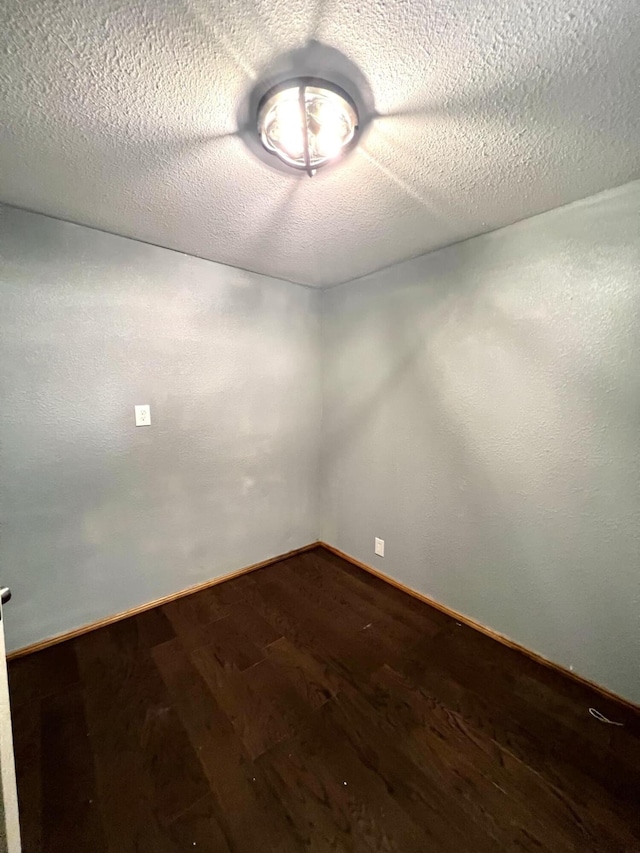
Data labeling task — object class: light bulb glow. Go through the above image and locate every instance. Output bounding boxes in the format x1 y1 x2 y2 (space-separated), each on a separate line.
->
262 90 304 158
258 80 358 174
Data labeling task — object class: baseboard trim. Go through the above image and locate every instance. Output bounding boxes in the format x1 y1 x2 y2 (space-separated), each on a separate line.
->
318 542 639 715
7 542 318 661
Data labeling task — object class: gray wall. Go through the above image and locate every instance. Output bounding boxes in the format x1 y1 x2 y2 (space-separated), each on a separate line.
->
3 181 639 703
321 181 640 704
0 206 320 653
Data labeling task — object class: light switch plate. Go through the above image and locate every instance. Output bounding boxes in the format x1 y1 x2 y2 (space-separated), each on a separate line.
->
374 537 385 557
134 404 151 427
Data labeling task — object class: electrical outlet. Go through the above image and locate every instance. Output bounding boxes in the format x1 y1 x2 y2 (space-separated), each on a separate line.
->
134 404 151 427
374 537 384 557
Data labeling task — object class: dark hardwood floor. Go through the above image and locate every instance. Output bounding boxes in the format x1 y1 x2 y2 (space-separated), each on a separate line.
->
9 546 640 852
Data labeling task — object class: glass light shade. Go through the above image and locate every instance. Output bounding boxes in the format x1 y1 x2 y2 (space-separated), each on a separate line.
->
258 81 358 174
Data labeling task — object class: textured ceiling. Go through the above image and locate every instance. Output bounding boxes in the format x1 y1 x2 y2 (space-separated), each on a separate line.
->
1 0 640 287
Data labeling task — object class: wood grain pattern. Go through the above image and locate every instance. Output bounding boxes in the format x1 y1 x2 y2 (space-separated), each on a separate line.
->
265 636 338 709
192 646 314 760
40 688 108 852
256 706 435 853
8 545 640 851
8 641 79 708
320 541 640 714
164 795 231 852
152 638 300 851
11 699 42 853
7 542 317 661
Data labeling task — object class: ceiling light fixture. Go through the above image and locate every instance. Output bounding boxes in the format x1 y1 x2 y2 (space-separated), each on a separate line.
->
257 78 359 176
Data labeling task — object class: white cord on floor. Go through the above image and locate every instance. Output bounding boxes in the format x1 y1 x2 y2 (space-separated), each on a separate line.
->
588 708 624 726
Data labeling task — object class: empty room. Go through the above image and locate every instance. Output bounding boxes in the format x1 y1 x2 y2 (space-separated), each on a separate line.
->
0 0 639 850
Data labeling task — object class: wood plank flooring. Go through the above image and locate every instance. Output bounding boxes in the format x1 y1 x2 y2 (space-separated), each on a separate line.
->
8 546 640 852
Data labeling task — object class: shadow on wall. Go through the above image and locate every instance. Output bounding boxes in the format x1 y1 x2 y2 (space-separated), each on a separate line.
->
0 210 320 651
323 218 640 671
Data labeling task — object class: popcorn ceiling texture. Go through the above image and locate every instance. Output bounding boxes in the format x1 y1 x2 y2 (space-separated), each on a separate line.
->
1 0 640 286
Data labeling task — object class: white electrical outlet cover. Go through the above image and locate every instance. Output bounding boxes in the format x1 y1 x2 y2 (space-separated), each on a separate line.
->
374 537 385 557
134 404 151 426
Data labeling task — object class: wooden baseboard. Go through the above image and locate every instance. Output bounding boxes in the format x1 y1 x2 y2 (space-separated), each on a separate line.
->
12 538 638 714
7 542 319 661
318 542 639 715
